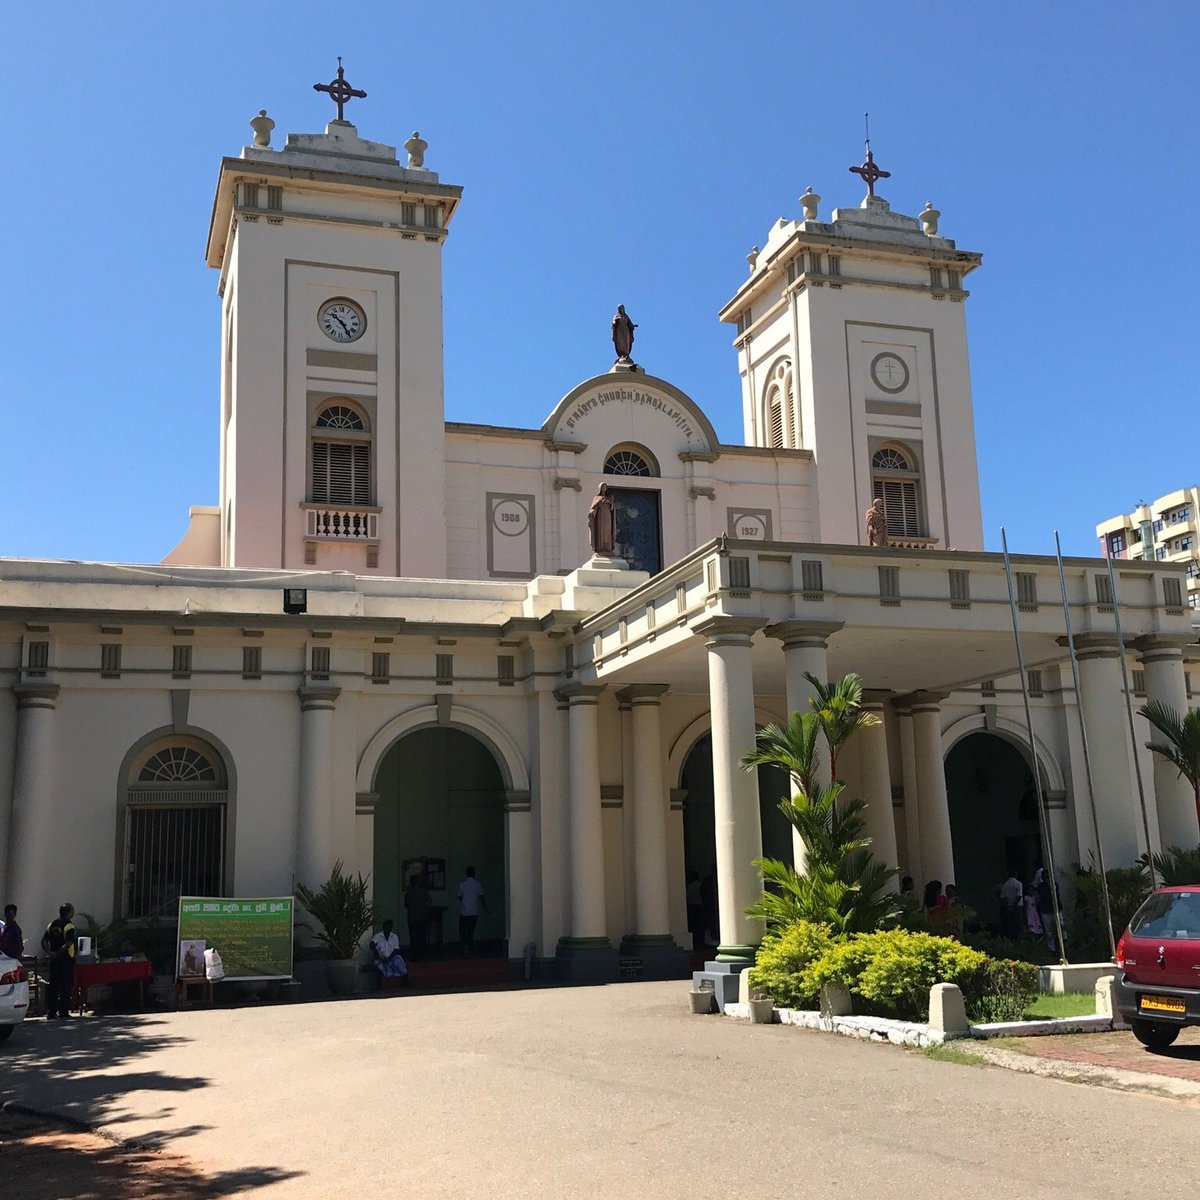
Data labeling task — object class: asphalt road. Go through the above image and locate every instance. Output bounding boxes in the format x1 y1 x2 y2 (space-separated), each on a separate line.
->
3 981 1197 1198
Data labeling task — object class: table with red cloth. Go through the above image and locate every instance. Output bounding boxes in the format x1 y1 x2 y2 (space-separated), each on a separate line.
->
71 957 153 1013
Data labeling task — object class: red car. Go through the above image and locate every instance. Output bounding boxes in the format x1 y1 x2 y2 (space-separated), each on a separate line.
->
1115 887 1200 1052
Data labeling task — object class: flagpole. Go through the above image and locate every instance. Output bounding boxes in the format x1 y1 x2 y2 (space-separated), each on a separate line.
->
1103 550 1158 889
1000 528 1066 963
1054 532 1116 957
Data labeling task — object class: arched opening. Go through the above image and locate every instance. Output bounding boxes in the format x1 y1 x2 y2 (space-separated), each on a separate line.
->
603 444 659 477
372 727 507 957
871 443 923 539
945 732 1044 920
122 734 230 919
679 733 793 949
310 399 373 505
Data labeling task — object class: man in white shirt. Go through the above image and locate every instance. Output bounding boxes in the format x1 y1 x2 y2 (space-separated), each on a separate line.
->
370 919 407 978
457 867 487 955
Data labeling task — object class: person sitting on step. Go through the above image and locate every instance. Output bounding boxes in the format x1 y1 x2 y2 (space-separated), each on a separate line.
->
370 919 408 979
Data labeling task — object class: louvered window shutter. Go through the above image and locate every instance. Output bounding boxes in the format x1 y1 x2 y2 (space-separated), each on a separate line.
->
327 443 354 503
874 479 920 537
312 442 329 503
768 394 783 448
352 443 370 504
312 439 370 505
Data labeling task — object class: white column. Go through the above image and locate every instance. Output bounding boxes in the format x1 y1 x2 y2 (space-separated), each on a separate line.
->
617 684 672 938
7 683 60 926
1074 637 1141 865
696 617 763 962
895 706 922 886
354 793 378 906
1137 636 1200 850
667 789 689 947
859 694 900 874
765 620 843 872
296 685 341 889
909 692 955 886
504 791 536 953
556 684 608 942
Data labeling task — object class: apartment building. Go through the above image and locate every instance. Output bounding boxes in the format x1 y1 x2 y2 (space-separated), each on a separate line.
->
1098 488 1200 609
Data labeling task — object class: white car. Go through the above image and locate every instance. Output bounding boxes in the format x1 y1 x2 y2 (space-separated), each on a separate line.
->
0 953 30 1041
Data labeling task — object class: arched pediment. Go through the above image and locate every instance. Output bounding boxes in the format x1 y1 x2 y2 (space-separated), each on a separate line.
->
542 372 720 459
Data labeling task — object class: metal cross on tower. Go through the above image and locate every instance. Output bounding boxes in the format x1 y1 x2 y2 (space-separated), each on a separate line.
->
313 58 367 122
850 147 891 198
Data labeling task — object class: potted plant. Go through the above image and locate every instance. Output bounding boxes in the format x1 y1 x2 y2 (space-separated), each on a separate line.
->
295 861 376 996
748 991 775 1024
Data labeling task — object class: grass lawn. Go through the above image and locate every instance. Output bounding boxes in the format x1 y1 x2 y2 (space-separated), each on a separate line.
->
1021 992 1095 1020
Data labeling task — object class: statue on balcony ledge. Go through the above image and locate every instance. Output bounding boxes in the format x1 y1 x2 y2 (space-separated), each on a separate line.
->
866 498 889 547
588 483 617 556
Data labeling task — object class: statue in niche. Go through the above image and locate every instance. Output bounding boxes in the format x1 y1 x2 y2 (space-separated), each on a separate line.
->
866 498 889 547
611 305 637 362
588 483 617 556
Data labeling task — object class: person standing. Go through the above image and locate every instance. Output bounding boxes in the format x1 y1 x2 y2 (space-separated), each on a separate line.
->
999 871 1023 940
0 904 23 959
1034 868 1058 954
456 867 487 955
404 874 433 959
41 903 77 1020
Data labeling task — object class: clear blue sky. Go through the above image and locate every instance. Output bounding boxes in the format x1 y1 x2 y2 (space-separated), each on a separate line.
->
4 3 1196 563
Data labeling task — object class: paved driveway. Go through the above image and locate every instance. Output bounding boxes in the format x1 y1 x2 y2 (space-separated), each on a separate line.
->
3 982 1198 1198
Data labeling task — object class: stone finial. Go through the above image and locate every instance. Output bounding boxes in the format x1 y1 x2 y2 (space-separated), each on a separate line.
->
920 201 941 236
249 109 275 148
800 186 821 221
746 246 760 273
404 131 428 169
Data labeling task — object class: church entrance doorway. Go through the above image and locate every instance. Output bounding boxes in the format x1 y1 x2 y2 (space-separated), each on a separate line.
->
610 486 662 575
945 732 1045 926
372 727 507 961
679 733 793 951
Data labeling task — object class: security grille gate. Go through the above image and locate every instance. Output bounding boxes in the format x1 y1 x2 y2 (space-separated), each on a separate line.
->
125 745 227 919
125 790 227 918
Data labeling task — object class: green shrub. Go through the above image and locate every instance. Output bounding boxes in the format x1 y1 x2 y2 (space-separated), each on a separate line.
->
966 959 1039 1024
1140 845 1200 887
806 928 989 1021
1066 863 1149 960
960 930 1055 966
747 920 834 1008
295 860 376 960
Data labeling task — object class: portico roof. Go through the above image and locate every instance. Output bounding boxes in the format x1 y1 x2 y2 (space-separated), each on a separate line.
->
567 538 1197 699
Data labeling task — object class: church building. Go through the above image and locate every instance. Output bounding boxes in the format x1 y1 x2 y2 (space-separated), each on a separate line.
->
2 81 1195 980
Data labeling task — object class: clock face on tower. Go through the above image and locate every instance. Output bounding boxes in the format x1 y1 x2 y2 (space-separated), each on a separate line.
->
318 298 366 343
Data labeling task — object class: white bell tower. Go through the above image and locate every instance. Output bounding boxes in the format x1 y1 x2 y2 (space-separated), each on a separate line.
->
719 148 985 551
205 70 461 577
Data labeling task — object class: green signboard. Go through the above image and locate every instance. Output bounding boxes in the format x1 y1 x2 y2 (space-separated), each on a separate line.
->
177 897 294 981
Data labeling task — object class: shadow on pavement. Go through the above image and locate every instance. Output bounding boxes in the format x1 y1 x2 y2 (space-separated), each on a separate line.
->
0 1016 300 1190
1 1107 300 1198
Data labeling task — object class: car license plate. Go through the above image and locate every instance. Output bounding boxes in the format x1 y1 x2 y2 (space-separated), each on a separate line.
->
1140 995 1186 1015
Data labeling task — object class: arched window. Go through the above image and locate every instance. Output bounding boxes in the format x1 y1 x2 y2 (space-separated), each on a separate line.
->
762 359 794 448
311 401 372 505
124 735 229 918
603 445 658 477
139 746 219 784
871 444 923 538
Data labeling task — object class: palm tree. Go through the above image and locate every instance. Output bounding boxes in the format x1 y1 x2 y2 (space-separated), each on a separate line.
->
803 671 881 781
1139 700 1200 833
741 679 900 934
